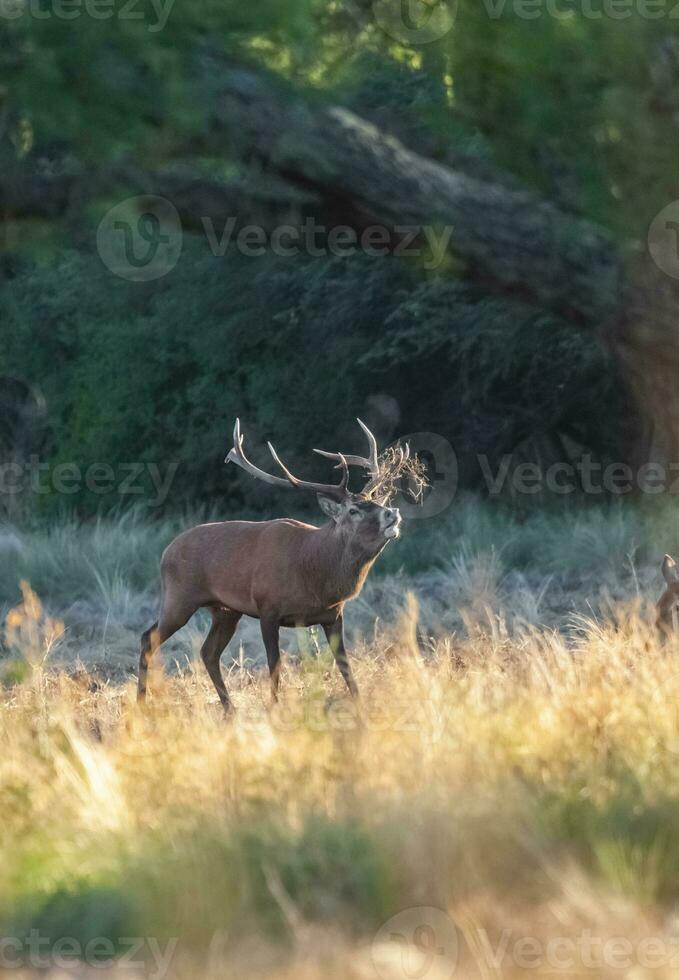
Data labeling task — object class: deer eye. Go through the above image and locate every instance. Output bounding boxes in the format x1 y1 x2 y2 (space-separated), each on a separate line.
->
349 507 360 516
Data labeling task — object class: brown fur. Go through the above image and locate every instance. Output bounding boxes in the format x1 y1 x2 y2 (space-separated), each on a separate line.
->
160 514 386 626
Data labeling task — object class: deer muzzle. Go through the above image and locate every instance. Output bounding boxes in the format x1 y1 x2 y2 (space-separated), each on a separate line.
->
381 507 402 539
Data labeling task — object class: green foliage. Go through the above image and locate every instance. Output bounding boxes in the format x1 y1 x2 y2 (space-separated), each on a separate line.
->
1 0 320 158
0 239 624 516
0 242 404 513
366 277 626 464
4 815 393 951
0 657 31 688
539 776 679 903
0 0 666 520
13 885 135 955
449 0 679 237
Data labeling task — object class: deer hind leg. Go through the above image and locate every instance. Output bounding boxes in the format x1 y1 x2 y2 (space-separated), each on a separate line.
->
138 622 159 702
200 607 242 714
137 598 197 702
260 613 282 703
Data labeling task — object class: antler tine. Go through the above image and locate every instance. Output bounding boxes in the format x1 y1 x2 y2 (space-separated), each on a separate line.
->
356 418 379 477
268 442 349 498
312 418 381 480
313 449 374 469
225 418 292 489
267 442 300 487
334 453 350 493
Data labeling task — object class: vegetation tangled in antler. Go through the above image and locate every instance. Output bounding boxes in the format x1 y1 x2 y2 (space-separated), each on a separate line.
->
363 445 429 507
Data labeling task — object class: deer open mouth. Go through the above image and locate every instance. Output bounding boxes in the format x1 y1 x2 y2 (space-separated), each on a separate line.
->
383 516 401 539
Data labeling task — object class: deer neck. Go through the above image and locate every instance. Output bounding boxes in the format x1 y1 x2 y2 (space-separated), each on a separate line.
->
304 522 382 607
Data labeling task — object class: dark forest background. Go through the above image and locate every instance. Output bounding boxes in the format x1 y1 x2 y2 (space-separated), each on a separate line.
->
2 0 679 519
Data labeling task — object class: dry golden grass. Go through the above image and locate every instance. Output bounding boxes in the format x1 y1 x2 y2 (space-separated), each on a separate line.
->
3 583 679 978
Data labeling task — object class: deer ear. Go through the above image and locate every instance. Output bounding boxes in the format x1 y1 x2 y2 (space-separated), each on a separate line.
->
663 555 679 585
317 494 343 522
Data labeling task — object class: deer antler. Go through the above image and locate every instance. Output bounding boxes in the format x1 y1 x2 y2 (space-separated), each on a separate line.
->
226 419 350 500
313 418 380 478
315 419 418 500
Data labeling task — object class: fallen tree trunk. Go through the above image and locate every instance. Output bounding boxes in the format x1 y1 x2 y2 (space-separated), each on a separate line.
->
214 67 623 329
0 70 623 330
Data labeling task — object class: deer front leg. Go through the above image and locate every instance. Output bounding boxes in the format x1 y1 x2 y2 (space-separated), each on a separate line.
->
323 616 359 698
200 608 242 714
260 613 282 702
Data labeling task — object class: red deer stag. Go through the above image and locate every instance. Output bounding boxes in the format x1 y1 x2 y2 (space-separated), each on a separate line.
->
138 419 402 710
657 554 679 632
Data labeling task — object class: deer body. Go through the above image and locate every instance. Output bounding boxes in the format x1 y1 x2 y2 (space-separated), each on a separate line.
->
138 420 403 710
159 517 385 625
